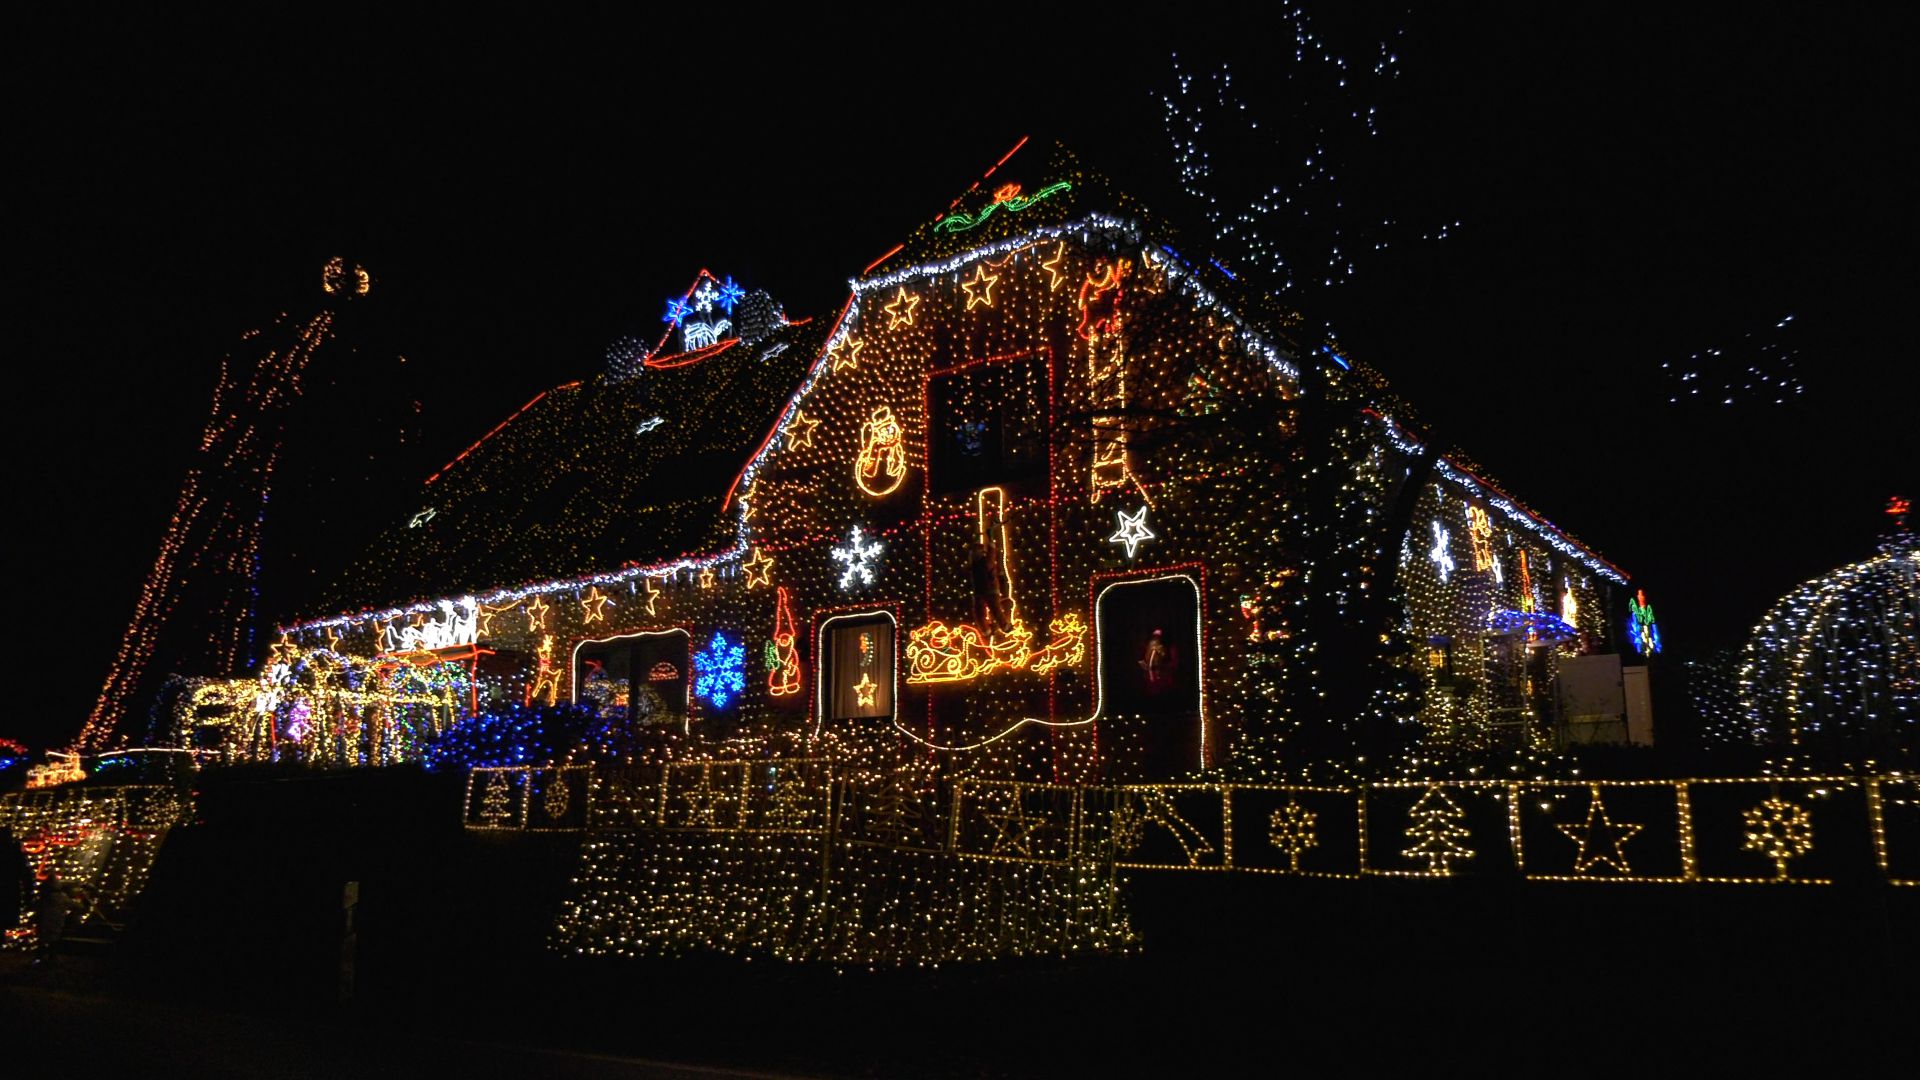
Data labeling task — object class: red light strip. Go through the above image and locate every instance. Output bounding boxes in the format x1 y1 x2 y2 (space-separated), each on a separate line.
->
425 381 581 485
862 243 905 276
721 295 855 512
645 338 739 369
866 136 1034 278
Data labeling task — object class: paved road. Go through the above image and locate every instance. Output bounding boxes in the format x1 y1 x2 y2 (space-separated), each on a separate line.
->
1 962 813 1080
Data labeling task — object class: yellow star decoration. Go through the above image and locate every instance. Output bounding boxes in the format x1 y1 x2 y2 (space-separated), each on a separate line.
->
1555 786 1642 875
478 602 515 637
1040 242 1068 291
961 263 1001 310
853 672 879 707
985 795 1047 857
269 635 299 666
699 567 716 589
372 619 394 650
883 285 920 329
323 626 342 651
783 410 821 450
580 586 612 624
643 577 662 616
828 337 864 373
743 548 775 589
525 596 550 631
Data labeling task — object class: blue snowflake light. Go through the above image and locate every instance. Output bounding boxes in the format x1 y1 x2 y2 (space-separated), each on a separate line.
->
694 631 747 710
717 275 747 314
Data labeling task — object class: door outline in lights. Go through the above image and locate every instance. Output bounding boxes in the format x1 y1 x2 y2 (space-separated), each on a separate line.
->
1092 571 1207 772
813 609 899 738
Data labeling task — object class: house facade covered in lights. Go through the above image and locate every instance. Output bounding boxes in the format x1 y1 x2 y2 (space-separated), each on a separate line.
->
189 141 1653 781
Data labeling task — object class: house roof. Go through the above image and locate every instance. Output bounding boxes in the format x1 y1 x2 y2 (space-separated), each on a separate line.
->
303 313 827 622
289 139 1625 632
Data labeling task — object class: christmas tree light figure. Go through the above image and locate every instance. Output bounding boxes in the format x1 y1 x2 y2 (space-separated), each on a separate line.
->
479 771 514 827
1403 786 1473 874
542 773 571 821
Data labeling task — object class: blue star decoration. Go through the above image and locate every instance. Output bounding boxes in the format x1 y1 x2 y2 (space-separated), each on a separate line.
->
663 297 692 326
717 275 747 314
694 631 747 710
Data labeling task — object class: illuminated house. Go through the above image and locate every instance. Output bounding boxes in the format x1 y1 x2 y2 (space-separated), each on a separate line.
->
236 141 1648 779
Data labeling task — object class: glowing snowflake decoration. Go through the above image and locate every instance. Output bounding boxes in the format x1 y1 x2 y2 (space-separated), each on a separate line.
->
831 526 885 589
693 631 747 710
692 281 720 313
717 275 747 314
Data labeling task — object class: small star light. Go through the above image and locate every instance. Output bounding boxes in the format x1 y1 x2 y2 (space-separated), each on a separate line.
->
831 526 885 589
643 576 662 615
580 586 612 624
1040 242 1069 291
409 508 436 528
1108 507 1155 559
961 263 1001 310
693 631 747 710
635 416 665 434
783 410 821 450
1430 520 1454 582
853 672 879 707
743 548 775 589
829 337 865 373
883 286 920 329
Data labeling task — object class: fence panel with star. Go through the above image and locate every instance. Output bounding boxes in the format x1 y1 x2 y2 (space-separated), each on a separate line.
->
658 761 753 832
951 780 1080 865
1512 781 1688 883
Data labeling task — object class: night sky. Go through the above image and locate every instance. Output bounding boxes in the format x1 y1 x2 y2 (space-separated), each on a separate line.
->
10 9 1914 750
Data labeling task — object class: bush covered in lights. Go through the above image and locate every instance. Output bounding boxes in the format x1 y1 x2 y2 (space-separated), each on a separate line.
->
422 702 600 772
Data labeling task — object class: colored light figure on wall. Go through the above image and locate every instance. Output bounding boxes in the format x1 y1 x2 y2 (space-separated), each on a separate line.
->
767 587 801 697
1430 521 1455 583
934 181 1073 234
1628 590 1661 655
694 631 747 710
854 405 908 496
905 614 1087 685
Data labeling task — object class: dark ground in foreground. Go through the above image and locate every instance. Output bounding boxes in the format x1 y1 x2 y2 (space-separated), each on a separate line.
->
3 771 1914 1076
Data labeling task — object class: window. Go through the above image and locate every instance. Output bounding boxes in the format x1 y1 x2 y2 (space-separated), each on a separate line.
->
927 355 1048 495
572 629 689 726
817 612 896 722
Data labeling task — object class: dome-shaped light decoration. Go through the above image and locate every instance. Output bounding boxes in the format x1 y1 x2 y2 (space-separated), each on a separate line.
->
1737 498 1917 756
